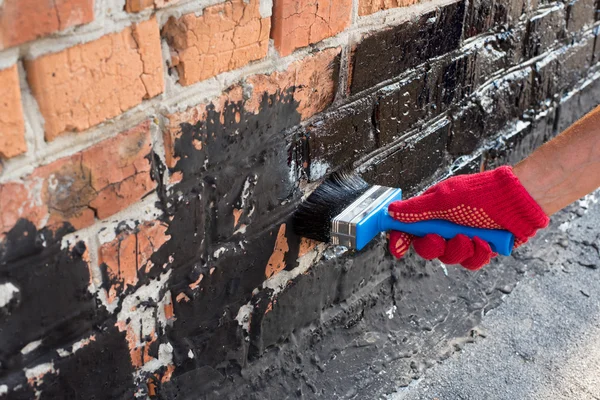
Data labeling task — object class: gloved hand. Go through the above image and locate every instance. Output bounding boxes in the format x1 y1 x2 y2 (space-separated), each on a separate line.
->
387 166 549 270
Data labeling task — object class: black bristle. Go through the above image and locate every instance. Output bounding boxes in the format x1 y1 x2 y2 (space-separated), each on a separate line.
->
292 170 371 243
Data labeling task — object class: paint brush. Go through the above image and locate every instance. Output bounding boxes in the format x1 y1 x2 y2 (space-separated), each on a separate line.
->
293 171 514 256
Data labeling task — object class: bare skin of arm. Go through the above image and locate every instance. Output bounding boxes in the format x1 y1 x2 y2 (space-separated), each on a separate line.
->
514 105 600 216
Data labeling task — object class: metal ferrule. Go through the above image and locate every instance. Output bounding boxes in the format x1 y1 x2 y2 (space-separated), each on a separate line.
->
331 185 397 248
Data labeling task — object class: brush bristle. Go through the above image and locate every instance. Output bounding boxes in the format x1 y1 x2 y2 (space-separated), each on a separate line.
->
293 170 370 243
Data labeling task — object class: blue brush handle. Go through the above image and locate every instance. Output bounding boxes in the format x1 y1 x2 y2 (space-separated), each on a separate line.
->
378 212 514 256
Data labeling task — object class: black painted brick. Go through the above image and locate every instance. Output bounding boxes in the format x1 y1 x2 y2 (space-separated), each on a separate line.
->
350 1 465 94
377 74 430 146
249 242 392 356
486 108 555 168
462 0 528 39
594 26 600 62
452 156 483 175
362 118 450 195
303 98 376 181
0 223 99 374
478 67 534 134
556 73 600 132
524 4 568 59
447 101 486 156
532 34 595 106
566 0 597 32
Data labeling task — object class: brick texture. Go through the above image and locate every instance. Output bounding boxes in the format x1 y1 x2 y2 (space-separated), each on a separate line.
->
99 220 170 303
0 0 94 50
125 0 180 12
358 0 419 16
0 121 154 237
350 1 465 93
0 65 26 159
164 48 340 168
25 18 164 141
162 0 270 86
271 0 352 56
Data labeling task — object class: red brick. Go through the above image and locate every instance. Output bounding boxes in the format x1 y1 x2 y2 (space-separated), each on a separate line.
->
125 0 180 12
0 65 26 159
0 121 155 238
271 0 352 56
0 0 94 50
162 0 270 86
25 18 164 141
99 220 170 303
163 48 340 168
358 0 420 16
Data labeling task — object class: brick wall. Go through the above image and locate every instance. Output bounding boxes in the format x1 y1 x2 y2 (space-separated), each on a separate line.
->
0 0 599 398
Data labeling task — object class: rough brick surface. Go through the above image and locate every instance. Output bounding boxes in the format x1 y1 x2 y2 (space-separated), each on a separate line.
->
358 0 419 16
126 0 180 12
302 98 376 180
0 121 154 238
566 0 596 32
350 1 465 94
164 48 340 167
271 0 352 56
363 119 450 194
524 4 567 59
0 65 26 159
0 0 94 50
99 220 170 303
162 0 270 86
25 18 164 141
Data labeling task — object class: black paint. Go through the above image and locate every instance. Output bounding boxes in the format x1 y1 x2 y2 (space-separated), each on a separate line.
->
350 1 466 94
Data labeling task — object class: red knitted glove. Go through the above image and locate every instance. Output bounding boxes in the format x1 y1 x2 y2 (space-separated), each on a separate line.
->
387 166 549 270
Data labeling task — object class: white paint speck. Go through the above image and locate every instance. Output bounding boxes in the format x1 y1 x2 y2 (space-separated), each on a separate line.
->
188 350 194 359
213 247 227 259
386 305 397 319
0 282 19 308
236 304 254 334
21 340 42 355
0 385 7 395
24 362 56 382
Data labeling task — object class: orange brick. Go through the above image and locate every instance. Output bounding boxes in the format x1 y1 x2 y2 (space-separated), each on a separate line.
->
271 0 351 56
162 0 270 86
0 65 26 159
0 0 94 50
125 0 180 12
163 48 340 168
99 220 170 302
0 121 155 238
358 0 419 16
25 18 164 141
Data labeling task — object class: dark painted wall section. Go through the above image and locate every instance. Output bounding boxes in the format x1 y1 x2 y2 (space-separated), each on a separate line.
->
1 0 599 399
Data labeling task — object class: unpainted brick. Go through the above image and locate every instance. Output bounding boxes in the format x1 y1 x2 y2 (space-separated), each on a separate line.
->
302 97 376 181
0 121 155 238
26 18 164 141
164 48 341 168
350 1 465 94
271 0 352 56
99 220 170 304
0 65 26 159
125 0 180 12
0 0 94 50
162 0 270 86
358 0 420 16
